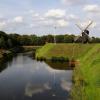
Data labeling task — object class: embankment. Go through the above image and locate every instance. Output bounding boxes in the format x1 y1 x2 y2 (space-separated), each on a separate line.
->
0 46 24 61
71 44 100 100
0 49 13 61
36 43 96 60
0 46 41 61
36 43 100 100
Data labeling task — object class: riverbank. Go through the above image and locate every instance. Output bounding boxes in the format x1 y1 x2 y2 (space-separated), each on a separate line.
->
36 43 100 100
0 49 13 61
0 46 41 61
0 46 24 61
22 46 41 52
36 43 96 60
71 44 100 100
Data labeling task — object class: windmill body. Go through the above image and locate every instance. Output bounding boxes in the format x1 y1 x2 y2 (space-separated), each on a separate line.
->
75 21 93 43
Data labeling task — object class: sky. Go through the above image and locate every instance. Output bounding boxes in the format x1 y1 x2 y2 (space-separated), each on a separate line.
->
0 0 100 37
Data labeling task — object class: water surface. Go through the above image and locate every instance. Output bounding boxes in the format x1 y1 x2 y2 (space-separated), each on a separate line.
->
0 54 72 100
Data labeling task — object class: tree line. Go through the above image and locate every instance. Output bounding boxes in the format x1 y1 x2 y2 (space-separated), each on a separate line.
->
0 31 100 49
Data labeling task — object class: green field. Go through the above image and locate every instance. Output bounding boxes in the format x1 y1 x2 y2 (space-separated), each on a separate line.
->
36 43 97 59
36 43 100 100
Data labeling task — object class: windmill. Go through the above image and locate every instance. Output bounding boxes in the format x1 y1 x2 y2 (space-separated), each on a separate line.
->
74 21 93 43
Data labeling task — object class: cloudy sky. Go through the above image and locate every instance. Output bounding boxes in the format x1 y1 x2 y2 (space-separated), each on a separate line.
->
0 0 100 36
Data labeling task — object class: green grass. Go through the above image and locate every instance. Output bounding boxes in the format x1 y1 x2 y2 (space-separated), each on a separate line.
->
71 44 100 100
36 43 96 59
36 43 100 100
36 43 54 59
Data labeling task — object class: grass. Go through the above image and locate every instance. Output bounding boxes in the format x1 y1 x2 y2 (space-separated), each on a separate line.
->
22 46 41 52
71 44 100 100
36 43 54 59
36 43 96 59
36 43 100 100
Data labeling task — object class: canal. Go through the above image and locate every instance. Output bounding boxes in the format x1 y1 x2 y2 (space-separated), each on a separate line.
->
0 53 72 100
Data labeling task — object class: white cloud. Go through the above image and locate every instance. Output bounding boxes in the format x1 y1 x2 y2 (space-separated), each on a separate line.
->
61 79 72 91
36 19 69 28
25 82 51 97
0 21 7 29
84 4 100 13
45 9 66 18
57 19 69 27
67 14 78 20
13 16 23 23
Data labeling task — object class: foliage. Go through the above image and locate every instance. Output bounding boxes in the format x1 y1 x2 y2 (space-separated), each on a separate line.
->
0 30 100 49
0 31 20 49
51 56 69 62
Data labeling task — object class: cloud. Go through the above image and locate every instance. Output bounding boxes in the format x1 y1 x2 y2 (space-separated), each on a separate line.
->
83 4 100 13
13 16 23 23
25 82 51 97
57 19 69 27
45 9 66 18
67 14 78 21
0 21 7 29
60 78 72 91
29 9 69 28
37 19 69 28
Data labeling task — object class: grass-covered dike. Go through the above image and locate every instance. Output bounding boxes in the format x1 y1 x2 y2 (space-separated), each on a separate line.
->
36 43 100 100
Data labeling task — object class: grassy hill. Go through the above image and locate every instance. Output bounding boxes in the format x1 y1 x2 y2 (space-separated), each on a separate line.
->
36 43 100 100
36 43 96 59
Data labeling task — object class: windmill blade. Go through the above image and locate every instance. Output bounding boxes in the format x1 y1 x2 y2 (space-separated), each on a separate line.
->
75 24 83 31
84 21 93 30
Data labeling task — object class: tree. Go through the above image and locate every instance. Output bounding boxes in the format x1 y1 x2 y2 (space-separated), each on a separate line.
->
56 35 64 43
64 34 75 43
0 36 6 49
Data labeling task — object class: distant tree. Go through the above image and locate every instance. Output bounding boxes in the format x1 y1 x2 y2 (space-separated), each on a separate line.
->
0 31 8 39
0 36 6 49
64 34 75 43
91 37 100 43
7 39 13 48
46 35 54 43
56 35 64 43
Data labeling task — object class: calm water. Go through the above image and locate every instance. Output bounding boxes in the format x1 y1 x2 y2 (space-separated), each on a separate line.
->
0 54 72 100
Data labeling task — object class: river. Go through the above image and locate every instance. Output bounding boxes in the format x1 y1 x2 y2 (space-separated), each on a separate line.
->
0 53 72 100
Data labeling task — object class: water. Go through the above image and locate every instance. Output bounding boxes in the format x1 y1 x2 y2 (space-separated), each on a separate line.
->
0 54 72 100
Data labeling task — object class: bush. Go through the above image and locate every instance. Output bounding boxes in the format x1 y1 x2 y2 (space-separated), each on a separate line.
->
36 57 46 61
51 56 69 62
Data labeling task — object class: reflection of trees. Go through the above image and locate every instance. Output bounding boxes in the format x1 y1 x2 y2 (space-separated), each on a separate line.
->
0 56 13 73
45 61 73 70
0 60 7 72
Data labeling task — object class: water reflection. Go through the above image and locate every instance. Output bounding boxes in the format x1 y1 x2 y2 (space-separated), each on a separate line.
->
25 82 51 97
45 61 73 70
0 54 72 100
0 60 8 72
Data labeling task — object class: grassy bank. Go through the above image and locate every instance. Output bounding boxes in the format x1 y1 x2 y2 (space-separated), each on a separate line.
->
71 44 100 100
36 43 95 60
36 43 100 100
